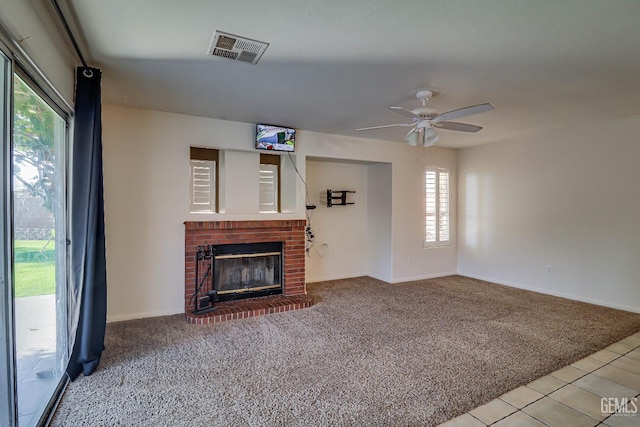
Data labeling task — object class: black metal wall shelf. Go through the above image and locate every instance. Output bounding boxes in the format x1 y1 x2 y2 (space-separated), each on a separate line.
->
327 190 355 207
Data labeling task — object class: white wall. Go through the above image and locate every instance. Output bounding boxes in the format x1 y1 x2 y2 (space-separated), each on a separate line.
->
305 159 369 282
391 147 458 282
102 104 458 321
222 150 259 213
299 134 458 283
367 163 392 282
457 115 640 312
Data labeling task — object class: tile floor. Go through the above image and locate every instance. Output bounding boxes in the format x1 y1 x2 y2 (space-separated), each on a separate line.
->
440 332 640 427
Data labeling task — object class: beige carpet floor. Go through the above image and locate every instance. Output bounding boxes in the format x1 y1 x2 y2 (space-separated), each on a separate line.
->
52 276 640 426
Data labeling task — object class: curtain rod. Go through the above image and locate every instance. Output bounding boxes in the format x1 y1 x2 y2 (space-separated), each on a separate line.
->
50 0 89 69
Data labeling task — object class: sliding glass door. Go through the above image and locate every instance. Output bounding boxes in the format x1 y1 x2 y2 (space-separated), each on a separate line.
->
0 40 69 426
12 74 68 425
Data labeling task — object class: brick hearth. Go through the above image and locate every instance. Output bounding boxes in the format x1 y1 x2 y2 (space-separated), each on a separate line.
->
184 220 312 324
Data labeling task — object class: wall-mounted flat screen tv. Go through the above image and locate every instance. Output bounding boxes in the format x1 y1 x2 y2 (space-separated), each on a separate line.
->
256 124 296 152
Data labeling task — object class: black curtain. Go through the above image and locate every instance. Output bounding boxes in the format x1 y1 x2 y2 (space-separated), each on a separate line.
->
66 67 107 380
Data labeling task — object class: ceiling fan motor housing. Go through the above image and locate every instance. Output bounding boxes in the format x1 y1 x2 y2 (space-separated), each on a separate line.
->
412 107 439 120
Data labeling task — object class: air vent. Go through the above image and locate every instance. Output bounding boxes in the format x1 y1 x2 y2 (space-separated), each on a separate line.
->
208 31 269 65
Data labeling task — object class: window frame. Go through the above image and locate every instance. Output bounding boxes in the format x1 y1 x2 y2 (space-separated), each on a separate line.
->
259 153 280 213
189 147 218 213
0 40 15 427
424 166 451 248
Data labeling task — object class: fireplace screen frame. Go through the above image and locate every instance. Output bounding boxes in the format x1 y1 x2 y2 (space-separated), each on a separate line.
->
192 241 283 314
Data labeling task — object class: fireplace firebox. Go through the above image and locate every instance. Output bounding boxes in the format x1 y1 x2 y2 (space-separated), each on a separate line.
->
192 242 283 314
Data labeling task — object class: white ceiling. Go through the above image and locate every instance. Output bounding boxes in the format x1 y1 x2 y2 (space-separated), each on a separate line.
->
65 0 640 148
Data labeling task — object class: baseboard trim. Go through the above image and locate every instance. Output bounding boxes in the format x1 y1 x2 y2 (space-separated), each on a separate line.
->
459 272 640 314
109 272 639 322
107 307 183 323
306 272 456 284
306 272 369 283
367 272 392 283
389 271 457 284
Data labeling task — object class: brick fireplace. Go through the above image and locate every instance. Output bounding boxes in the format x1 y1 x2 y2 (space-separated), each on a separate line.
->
184 220 313 324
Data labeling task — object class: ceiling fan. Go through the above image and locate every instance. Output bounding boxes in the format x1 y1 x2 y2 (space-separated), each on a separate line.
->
356 89 495 147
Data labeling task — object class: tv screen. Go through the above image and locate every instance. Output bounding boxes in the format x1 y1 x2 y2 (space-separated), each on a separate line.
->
256 124 296 152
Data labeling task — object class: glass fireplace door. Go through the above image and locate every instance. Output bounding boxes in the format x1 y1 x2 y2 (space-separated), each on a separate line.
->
215 252 282 295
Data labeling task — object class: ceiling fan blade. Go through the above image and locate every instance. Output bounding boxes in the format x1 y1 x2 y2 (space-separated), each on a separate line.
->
389 106 422 121
356 123 412 131
432 103 495 122
435 121 483 133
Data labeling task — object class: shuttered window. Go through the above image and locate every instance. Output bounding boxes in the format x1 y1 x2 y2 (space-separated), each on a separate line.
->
190 147 218 213
425 167 450 247
259 154 280 213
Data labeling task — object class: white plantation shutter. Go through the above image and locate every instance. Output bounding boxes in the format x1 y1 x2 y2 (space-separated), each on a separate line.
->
259 163 278 212
438 171 450 242
425 167 450 247
259 154 280 213
190 159 215 212
425 170 437 245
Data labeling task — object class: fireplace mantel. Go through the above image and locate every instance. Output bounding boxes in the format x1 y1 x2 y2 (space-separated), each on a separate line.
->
184 220 312 324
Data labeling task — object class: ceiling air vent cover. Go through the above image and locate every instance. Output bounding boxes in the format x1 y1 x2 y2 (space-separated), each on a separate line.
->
208 31 269 65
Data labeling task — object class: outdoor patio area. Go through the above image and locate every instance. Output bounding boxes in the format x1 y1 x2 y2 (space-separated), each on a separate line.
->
15 294 59 426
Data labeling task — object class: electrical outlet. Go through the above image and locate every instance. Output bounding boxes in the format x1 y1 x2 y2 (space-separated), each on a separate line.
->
321 243 328 249
546 266 553 276
407 256 413 265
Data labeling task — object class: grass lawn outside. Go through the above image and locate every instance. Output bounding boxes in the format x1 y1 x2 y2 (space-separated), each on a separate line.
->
14 240 56 298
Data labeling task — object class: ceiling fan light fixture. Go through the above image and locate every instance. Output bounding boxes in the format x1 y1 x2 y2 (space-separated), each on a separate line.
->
405 129 419 146
423 128 439 147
